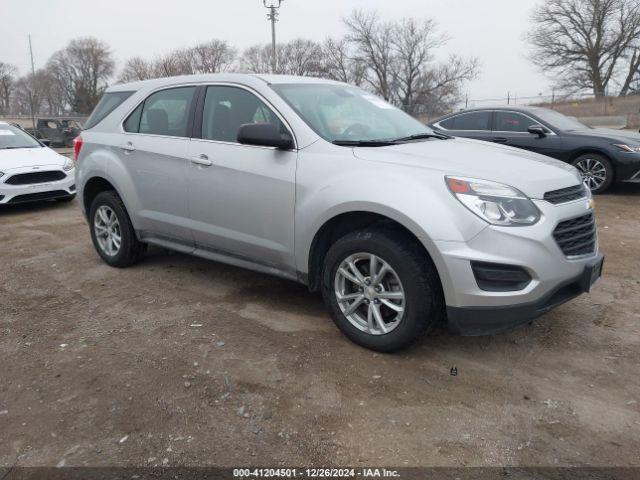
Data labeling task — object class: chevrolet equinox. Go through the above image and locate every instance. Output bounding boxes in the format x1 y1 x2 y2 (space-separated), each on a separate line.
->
75 74 604 352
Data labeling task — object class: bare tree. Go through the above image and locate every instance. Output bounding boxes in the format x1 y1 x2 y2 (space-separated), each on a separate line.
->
343 10 478 114
240 40 323 76
391 18 447 114
47 37 115 114
119 57 155 82
528 0 640 97
240 44 274 73
120 39 236 83
619 43 640 95
344 10 396 100
412 56 480 116
11 71 49 116
0 62 17 114
320 38 366 86
279 39 323 76
186 40 237 73
151 51 192 78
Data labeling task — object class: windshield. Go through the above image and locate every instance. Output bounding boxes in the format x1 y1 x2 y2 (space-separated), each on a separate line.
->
271 83 432 143
0 124 42 149
534 109 588 131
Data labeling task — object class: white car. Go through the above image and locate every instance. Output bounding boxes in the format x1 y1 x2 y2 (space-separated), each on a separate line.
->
0 122 76 204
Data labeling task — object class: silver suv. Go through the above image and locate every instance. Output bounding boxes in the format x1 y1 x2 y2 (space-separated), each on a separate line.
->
75 74 604 352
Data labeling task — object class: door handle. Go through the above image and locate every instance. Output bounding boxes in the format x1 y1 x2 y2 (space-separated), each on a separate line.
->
492 137 508 143
119 142 136 152
191 154 213 167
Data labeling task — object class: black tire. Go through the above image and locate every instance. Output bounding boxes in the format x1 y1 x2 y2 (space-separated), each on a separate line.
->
89 191 146 268
571 153 614 194
55 194 76 203
320 228 444 353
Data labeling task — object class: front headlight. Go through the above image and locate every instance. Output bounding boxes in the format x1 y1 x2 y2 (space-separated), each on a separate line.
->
445 176 541 226
613 144 640 153
63 158 75 172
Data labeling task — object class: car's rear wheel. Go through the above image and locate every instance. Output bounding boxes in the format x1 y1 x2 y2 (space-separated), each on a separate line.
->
89 191 146 267
572 153 614 194
321 228 443 352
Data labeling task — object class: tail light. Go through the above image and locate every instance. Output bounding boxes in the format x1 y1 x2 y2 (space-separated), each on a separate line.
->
73 136 83 162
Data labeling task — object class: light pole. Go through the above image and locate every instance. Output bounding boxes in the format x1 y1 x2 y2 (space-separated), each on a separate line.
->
263 0 284 73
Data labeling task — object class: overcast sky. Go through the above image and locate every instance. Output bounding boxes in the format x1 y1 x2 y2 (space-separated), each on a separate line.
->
2 0 550 101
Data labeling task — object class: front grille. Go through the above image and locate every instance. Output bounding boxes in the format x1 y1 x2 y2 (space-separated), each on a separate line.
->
5 171 66 185
8 190 70 204
544 184 587 204
553 212 597 257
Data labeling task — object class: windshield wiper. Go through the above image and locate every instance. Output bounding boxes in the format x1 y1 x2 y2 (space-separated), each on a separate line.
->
332 139 399 147
391 132 452 142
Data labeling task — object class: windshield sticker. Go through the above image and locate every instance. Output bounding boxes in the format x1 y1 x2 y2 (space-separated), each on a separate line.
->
0 130 16 136
362 94 395 109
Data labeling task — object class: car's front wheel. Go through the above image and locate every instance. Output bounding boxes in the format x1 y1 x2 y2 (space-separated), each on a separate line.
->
89 191 146 268
321 228 443 352
572 153 614 194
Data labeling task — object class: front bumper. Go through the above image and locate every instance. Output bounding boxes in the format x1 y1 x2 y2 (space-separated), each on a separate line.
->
433 197 602 335
0 168 76 204
447 253 604 335
612 151 640 183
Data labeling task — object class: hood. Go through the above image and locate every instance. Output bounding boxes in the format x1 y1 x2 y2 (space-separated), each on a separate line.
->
566 128 640 144
0 147 67 171
352 137 581 199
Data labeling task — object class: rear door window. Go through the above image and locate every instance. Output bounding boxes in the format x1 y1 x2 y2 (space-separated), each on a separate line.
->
136 87 196 138
451 111 492 131
85 91 134 130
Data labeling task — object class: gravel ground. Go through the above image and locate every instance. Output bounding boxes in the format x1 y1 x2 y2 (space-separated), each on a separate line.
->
0 186 639 468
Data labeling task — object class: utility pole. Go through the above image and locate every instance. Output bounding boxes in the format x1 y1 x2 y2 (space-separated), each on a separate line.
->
28 34 37 130
263 0 284 73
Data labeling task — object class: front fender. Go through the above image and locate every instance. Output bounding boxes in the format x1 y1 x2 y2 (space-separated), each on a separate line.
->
294 148 488 296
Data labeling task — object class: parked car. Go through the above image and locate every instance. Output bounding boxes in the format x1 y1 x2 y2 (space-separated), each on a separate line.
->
429 106 640 193
0 121 76 204
75 74 603 352
25 118 82 147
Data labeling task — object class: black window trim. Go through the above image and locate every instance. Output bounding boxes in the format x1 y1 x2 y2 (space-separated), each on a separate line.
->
192 82 298 151
85 90 136 130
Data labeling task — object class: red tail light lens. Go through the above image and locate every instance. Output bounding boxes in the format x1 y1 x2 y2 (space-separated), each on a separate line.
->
73 136 83 162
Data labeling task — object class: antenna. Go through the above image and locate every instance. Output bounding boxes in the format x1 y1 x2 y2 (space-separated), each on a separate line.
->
263 0 284 73
28 34 37 130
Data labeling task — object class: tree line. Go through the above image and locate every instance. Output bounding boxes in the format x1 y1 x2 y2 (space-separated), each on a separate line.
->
3 1 640 118
0 10 478 117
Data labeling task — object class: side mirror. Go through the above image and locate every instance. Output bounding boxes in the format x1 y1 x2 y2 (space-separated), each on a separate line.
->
40 139 51 147
528 125 547 137
237 123 293 150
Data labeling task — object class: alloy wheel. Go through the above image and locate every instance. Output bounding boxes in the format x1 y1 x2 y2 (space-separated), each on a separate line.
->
94 205 122 257
575 158 607 191
334 252 405 335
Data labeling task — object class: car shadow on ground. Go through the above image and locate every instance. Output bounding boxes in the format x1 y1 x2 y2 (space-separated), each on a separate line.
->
605 183 640 196
138 245 550 356
0 198 77 217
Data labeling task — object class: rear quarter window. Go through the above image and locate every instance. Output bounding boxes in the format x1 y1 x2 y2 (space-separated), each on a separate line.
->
84 91 135 130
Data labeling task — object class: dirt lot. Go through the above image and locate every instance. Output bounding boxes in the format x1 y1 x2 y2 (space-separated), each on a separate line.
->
0 186 639 469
